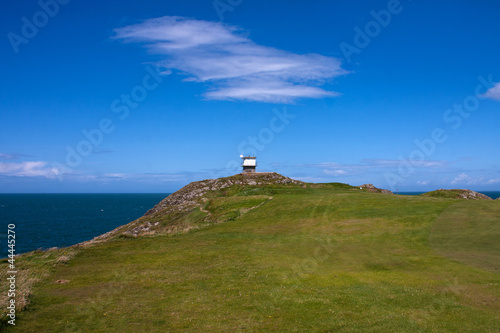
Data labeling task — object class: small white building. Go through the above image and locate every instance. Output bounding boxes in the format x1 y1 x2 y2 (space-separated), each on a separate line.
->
240 155 257 173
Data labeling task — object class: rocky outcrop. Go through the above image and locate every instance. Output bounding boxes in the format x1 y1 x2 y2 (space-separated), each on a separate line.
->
358 184 393 194
145 172 303 216
77 173 303 242
445 189 491 200
422 189 493 200
467 191 493 200
496 197 500 200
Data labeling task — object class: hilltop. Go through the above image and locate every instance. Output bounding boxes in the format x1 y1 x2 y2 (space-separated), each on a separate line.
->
2 173 500 331
79 173 305 242
79 173 393 241
421 188 493 200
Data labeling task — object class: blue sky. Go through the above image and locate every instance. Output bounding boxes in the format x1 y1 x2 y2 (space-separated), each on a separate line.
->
1 0 500 193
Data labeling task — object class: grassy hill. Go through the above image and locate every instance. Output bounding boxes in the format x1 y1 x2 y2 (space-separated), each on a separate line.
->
421 189 493 200
2 174 500 332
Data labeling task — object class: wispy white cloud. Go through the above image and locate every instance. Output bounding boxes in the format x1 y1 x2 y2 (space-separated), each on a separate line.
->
451 173 471 185
0 153 34 160
0 161 58 178
482 82 500 101
114 16 348 103
294 176 331 183
323 169 347 176
94 172 188 182
450 173 500 186
360 158 448 168
0 160 198 183
416 180 430 185
308 162 366 176
305 158 448 177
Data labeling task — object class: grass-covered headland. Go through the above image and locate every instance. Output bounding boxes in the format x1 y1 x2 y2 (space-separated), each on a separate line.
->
2 173 499 332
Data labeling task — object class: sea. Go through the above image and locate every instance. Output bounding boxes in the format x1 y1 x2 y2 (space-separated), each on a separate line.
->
0 193 168 258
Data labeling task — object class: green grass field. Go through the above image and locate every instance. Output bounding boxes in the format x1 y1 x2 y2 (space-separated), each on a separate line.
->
2 184 500 332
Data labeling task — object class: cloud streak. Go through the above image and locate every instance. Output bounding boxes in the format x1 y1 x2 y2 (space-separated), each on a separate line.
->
0 161 58 178
482 82 500 101
0 160 215 184
307 158 449 177
451 173 500 186
0 153 34 160
114 16 348 103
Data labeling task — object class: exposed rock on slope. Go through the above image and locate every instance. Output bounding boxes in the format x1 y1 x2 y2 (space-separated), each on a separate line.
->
145 172 303 216
78 173 303 243
422 189 492 200
358 183 393 194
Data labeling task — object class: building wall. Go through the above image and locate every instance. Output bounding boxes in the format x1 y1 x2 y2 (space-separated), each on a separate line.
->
242 159 256 167
243 166 256 173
